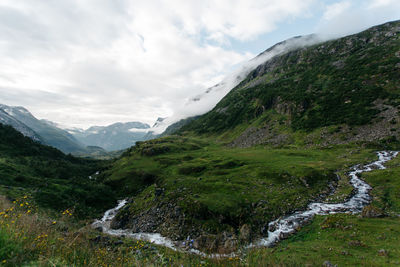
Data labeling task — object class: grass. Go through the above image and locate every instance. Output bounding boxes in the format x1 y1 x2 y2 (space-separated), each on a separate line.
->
0 124 117 218
1 150 399 266
0 195 240 266
182 20 400 134
247 215 400 266
246 150 400 266
101 136 379 248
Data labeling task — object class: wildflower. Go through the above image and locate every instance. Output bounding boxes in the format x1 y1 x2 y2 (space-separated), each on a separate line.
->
2 260 6 263
20 203 24 207
52 221 57 225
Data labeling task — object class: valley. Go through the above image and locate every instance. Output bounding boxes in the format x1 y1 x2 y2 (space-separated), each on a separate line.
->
0 19 399 266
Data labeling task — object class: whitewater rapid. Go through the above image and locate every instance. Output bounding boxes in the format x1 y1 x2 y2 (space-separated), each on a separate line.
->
92 151 398 257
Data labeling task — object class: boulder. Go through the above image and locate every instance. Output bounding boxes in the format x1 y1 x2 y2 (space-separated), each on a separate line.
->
361 205 385 218
239 224 252 243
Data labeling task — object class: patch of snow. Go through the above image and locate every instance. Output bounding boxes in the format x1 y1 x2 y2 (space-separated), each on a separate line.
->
128 128 150 133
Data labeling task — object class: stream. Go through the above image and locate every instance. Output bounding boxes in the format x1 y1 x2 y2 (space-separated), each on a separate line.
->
92 151 398 257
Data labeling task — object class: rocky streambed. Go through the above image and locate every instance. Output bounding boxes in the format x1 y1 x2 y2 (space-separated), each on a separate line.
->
92 151 398 257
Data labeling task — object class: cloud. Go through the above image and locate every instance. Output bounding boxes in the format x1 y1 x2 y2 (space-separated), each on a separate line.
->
0 0 316 128
316 0 400 38
368 0 400 9
151 34 326 134
0 0 397 130
322 1 351 21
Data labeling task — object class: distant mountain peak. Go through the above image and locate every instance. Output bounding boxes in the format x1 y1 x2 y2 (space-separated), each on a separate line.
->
69 121 152 151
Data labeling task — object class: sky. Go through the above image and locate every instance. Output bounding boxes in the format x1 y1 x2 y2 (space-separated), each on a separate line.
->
0 0 399 129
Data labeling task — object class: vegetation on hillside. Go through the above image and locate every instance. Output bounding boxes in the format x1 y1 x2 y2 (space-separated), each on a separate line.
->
99 135 382 253
0 20 399 265
0 124 116 217
182 21 400 137
1 148 399 266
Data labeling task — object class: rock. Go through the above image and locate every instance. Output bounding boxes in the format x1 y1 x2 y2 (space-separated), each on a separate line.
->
269 222 278 232
361 205 385 218
239 224 252 243
323 261 337 267
223 237 238 251
193 235 218 252
341 250 349 256
348 240 363 247
378 249 388 256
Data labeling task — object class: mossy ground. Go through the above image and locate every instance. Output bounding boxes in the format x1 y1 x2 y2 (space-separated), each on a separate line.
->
1 151 399 266
101 136 378 243
246 151 400 266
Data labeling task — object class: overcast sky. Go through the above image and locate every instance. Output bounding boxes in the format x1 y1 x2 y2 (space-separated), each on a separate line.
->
0 0 399 129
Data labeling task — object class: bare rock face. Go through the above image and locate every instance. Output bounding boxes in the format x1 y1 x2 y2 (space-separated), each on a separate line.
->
193 235 217 251
193 233 238 253
361 205 385 218
239 224 252 243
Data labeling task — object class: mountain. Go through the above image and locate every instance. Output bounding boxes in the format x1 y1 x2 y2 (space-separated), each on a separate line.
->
0 107 42 142
1 20 400 265
180 20 400 147
0 104 86 154
100 20 400 255
70 122 151 151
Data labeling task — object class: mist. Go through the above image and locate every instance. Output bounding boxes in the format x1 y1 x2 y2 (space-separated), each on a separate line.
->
149 34 327 134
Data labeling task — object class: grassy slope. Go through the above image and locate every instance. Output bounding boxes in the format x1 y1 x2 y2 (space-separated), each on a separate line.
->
247 153 400 266
0 124 116 217
0 21 399 265
1 150 398 266
101 136 379 248
181 20 400 137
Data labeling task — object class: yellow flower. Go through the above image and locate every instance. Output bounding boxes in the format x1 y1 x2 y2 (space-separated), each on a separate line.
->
20 203 24 207
2 260 6 263
52 221 57 225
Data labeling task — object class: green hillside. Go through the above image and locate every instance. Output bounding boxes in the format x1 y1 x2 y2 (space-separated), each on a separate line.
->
98 20 400 255
0 123 116 217
0 20 400 266
181 20 400 147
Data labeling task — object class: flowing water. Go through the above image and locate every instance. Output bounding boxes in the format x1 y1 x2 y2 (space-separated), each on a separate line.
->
92 151 398 257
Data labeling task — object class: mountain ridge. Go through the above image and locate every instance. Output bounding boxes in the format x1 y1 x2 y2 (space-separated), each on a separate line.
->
100 20 400 254
0 104 85 153
70 121 151 151
178 20 400 147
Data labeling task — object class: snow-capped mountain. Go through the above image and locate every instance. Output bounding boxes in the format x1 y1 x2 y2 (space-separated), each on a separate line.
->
0 107 42 142
0 104 86 153
69 122 151 151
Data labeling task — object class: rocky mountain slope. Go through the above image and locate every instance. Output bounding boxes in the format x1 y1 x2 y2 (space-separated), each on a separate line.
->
102 20 400 254
70 122 150 151
0 107 42 142
0 104 86 154
180 20 400 147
